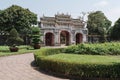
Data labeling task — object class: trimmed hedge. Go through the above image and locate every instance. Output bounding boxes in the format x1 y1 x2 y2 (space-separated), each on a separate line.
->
39 59 120 78
64 42 120 55
34 48 64 65
34 48 120 79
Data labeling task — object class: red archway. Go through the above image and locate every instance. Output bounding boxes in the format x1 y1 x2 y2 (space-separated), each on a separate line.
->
45 32 54 46
60 31 70 45
76 33 83 44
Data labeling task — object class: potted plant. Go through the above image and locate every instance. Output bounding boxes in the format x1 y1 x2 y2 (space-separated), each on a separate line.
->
31 27 41 49
9 44 19 52
32 35 41 49
7 28 23 52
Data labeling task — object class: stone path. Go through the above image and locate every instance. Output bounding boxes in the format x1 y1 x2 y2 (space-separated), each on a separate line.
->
0 53 69 80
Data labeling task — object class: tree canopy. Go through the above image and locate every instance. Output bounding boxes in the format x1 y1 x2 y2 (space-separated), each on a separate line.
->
87 11 111 35
0 5 37 33
110 18 120 40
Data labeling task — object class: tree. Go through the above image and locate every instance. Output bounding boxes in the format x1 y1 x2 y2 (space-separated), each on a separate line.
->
6 28 23 52
7 28 23 46
110 18 120 40
0 10 2 32
87 11 111 42
0 5 37 33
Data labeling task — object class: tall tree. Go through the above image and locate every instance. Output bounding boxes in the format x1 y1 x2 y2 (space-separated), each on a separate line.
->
110 18 120 40
0 5 37 33
87 11 111 42
0 10 1 31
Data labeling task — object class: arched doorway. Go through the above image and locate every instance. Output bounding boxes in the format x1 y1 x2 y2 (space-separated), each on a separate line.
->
76 33 83 44
60 31 70 45
45 32 54 46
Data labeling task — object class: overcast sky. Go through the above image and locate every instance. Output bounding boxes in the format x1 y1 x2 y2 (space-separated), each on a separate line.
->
0 0 120 25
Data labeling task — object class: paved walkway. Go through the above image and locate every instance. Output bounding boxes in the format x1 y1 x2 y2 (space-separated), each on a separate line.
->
0 53 69 80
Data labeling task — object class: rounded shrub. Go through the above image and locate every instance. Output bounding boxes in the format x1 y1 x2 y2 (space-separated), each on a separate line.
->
64 42 120 55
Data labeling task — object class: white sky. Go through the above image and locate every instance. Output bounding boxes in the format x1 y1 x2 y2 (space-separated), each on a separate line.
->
0 0 120 25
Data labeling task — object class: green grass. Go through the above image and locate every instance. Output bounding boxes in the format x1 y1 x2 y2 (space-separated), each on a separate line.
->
0 45 39 57
0 46 9 52
45 53 120 65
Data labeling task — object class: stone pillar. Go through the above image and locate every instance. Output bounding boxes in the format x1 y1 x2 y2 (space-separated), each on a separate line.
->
83 34 87 42
54 30 60 46
71 31 75 45
82 29 88 43
40 29 45 46
40 35 45 46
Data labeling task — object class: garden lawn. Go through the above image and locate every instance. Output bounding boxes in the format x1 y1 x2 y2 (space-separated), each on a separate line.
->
0 46 39 57
45 53 120 65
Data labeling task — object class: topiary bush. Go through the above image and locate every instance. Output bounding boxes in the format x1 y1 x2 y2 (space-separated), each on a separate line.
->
7 28 23 46
31 27 42 49
6 28 23 52
34 48 64 65
38 58 120 78
34 48 120 79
